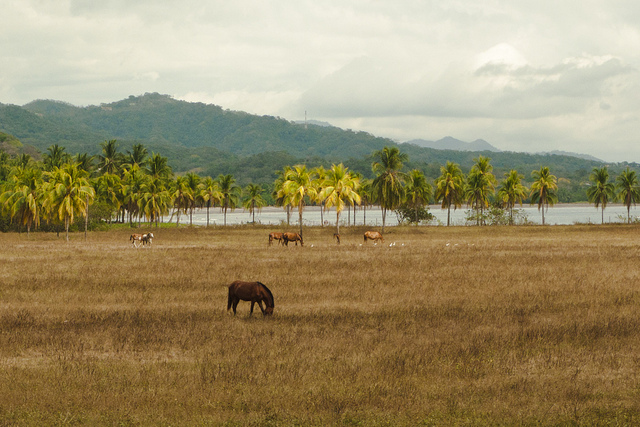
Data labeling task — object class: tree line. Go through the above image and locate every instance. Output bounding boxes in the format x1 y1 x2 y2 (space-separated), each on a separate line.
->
2 142 640 239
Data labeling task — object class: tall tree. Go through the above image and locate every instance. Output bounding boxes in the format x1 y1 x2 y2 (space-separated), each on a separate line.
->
497 170 528 224
0 166 44 234
146 152 172 179
616 167 640 223
319 163 361 235
43 144 71 171
184 172 201 225
98 140 125 176
530 166 558 225
435 161 465 226
198 176 222 227
273 166 292 226
587 167 615 224
404 169 433 225
126 144 149 168
43 163 95 241
372 146 408 233
465 156 496 225
283 165 317 238
243 183 267 224
140 176 171 227
313 166 328 227
95 173 122 223
171 175 193 227
217 174 241 226
358 178 374 226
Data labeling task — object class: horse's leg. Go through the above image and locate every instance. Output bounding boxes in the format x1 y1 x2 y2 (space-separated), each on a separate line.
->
257 300 265 314
250 301 255 316
227 292 233 313
232 299 239 315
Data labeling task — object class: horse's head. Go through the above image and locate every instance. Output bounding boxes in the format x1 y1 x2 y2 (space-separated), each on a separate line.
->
148 233 154 239
264 306 274 316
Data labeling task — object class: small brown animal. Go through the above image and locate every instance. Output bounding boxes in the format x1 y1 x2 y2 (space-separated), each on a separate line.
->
333 233 340 244
282 232 303 246
227 281 274 316
268 232 284 246
363 230 383 244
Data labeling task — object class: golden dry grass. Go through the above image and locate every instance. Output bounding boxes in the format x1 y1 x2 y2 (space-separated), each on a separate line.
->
1 224 640 425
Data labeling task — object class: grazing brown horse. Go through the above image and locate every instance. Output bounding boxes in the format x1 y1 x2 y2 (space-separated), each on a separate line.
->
283 232 303 246
227 281 274 316
268 232 284 246
364 230 384 243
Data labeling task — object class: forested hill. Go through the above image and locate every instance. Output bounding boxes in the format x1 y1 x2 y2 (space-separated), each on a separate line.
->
1 93 637 200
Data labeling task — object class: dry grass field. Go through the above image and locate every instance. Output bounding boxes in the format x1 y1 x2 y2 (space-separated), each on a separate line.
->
1 224 640 425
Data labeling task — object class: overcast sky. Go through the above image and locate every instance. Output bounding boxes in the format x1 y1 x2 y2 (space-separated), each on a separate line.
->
2 1 639 162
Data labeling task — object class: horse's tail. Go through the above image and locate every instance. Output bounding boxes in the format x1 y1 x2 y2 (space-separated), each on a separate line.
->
257 281 274 308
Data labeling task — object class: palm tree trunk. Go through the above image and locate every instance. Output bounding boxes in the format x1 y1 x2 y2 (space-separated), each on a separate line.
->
85 194 89 241
447 203 451 226
298 202 303 238
252 200 256 223
65 215 70 242
206 202 210 227
381 207 386 234
336 210 340 235
601 207 604 225
320 201 324 227
224 206 227 226
363 205 366 226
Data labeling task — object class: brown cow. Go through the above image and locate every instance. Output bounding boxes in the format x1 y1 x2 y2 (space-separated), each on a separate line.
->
364 230 383 244
268 232 284 246
283 232 304 246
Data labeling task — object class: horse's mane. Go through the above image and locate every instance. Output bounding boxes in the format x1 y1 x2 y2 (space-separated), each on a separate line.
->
257 281 274 307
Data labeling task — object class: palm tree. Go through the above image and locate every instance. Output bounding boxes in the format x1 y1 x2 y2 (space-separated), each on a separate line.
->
587 167 616 224
121 164 146 225
273 166 292 225
218 174 241 226
43 163 95 241
465 156 496 225
184 172 200 225
74 153 96 176
313 166 328 227
95 173 122 223
146 153 172 179
0 166 44 234
497 170 528 224
43 145 71 171
372 146 408 233
404 169 433 225
171 175 193 227
435 161 465 226
126 144 149 168
530 166 558 225
198 177 222 227
320 163 361 235
283 165 317 238
358 178 374 226
140 176 171 227
97 140 125 176
243 183 267 223
616 167 640 223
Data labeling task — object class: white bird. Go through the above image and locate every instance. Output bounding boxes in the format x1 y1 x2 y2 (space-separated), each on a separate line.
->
446 243 450 247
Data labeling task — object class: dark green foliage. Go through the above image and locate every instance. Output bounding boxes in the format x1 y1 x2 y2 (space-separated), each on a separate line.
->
394 205 435 224
2 93 639 204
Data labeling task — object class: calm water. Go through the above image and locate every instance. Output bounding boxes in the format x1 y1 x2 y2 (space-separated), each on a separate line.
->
168 204 639 227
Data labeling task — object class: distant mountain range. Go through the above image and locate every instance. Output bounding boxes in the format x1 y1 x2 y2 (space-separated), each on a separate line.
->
403 137 603 162
404 137 501 152
0 93 625 189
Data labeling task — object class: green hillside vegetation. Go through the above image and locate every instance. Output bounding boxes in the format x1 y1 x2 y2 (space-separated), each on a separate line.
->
2 93 639 206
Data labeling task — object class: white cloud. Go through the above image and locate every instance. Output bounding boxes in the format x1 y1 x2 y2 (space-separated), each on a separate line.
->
2 0 640 161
